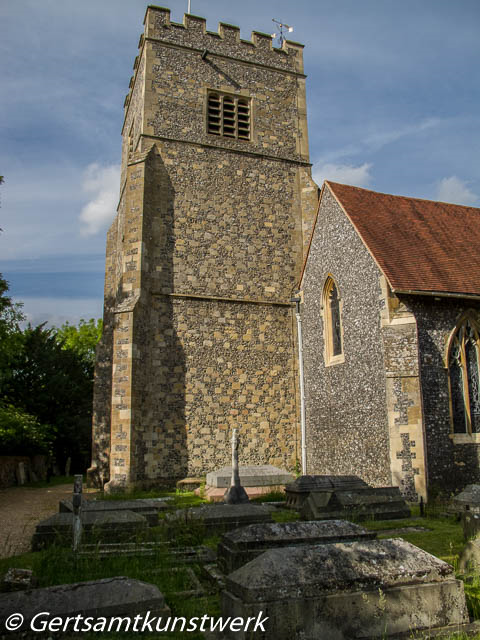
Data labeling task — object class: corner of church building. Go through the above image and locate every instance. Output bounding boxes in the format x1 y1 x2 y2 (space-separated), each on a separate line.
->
89 5 317 491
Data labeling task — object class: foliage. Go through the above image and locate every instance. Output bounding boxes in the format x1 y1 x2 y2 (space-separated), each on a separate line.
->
0 274 25 384
53 318 102 368
1 324 93 471
0 404 55 455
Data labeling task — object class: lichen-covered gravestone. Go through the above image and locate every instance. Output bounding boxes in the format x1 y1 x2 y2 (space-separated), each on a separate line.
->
216 539 468 639
217 520 376 574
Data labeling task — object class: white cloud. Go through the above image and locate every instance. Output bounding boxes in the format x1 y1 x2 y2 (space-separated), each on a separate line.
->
313 162 372 188
79 163 120 236
436 176 478 206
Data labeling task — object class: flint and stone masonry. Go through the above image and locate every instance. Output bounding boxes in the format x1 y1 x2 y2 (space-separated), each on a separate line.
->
88 6 318 490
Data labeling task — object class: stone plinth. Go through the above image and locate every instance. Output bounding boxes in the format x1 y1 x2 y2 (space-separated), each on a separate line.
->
32 511 148 551
299 485 410 521
0 577 170 632
206 466 294 489
167 504 275 534
217 520 376 574
285 475 369 509
218 539 468 639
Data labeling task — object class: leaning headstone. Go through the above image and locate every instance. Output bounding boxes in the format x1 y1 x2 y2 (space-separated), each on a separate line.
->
217 539 468 639
217 519 376 574
167 504 275 535
285 475 368 510
32 511 148 551
0 577 170 633
224 429 249 505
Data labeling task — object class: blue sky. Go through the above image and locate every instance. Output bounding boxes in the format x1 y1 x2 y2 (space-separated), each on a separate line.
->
1 0 479 326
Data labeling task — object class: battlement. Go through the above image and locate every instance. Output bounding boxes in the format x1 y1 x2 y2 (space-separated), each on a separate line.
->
142 5 304 71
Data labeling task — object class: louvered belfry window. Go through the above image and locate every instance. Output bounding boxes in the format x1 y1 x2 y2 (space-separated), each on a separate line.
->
207 92 250 140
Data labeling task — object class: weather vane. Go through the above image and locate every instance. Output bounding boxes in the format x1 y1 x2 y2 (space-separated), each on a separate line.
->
271 18 294 46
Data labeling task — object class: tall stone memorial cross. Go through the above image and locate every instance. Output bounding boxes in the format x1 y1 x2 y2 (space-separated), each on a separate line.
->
72 474 83 552
224 428 250 504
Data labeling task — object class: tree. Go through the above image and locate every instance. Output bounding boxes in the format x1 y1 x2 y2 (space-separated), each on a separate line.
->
53 318 102 368
2 324 94 472
0 274 25 386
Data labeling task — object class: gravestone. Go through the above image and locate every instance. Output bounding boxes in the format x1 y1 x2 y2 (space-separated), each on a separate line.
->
285 475 368 510
0 577 170 633
16 461 27 486
217 539 468 639
462 511 480 541
452 484 480 515
285 476 410 521
207 465 294 489
217 519 376 574
459 539 480 573
32 511 148 551
301 487 410 521
59 498 167 526
224 429 249 505
167 504 275 535
1 568 37 592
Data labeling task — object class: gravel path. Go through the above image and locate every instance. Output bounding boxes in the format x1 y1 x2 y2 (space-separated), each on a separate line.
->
0 483 99 558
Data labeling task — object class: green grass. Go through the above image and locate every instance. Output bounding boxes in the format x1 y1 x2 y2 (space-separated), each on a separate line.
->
363 514 464 564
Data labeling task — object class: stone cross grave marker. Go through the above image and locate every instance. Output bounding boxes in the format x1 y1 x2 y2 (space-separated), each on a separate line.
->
224 429 249 505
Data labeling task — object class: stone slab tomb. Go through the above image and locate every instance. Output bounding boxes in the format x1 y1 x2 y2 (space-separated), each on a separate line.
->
286 475 410 520
167 504 275 534
285 475 369 510
452 484 480 515
217 519 376 574
32 511 148 551
59 498 168 526
202 465 294 502
0 577 170 633
217 539 468 639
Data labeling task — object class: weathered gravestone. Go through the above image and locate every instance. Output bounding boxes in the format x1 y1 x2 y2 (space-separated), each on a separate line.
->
1 568 37 593
0 577 170 633
301 486 410 521
462 511 480 541
167 504 275 535
32 511 148 551
452 484 480 515
207 465 294 489
285 475 368 510
216 539 468 639
217 519 376 574
285 475 410 521
59 498 167 526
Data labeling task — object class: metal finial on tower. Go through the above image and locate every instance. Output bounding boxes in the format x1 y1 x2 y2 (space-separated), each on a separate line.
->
271 18 294 46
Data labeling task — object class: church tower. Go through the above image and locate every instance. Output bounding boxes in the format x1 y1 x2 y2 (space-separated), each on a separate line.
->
88 6 318 491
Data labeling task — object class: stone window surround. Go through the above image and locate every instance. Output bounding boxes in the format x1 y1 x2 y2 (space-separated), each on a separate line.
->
447 310 480 442
206 89 251 141
322 275 345 367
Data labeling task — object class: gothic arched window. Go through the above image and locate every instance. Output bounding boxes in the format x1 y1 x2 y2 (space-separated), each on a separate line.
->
448 314 480 434
323 277 344 365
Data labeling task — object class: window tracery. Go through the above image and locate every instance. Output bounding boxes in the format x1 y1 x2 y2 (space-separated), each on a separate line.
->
448 314 480 434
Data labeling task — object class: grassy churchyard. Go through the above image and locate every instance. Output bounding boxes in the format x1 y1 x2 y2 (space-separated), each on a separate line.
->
1 485 480 639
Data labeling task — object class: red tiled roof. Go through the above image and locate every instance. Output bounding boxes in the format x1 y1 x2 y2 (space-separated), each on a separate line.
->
326 181 480 296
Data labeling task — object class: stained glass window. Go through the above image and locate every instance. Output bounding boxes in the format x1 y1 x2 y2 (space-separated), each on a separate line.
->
448 316 480 434
324 277 343 363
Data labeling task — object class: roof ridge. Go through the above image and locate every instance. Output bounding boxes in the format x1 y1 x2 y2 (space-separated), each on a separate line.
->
325 180 480 211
